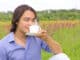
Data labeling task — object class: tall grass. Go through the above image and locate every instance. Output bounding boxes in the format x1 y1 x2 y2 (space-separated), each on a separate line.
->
52 25 80 60
0 21 10 39
41 20 80 60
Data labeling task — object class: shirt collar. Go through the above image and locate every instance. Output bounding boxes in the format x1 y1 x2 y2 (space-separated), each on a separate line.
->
7 32 34 43
7 32 15 43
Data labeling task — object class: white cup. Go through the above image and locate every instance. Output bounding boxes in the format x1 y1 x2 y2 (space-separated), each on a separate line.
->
29 24 41 34
26 24 41 36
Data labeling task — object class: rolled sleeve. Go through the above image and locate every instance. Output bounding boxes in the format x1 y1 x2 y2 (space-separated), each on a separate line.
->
41 40 51 52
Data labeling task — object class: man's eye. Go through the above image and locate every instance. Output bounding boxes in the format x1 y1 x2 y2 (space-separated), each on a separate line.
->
32 18 38 22
23 17 37 22
23 18 30 21
32 20 35 22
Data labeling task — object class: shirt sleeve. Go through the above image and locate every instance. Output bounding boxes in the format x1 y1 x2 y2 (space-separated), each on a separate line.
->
41 40 51 52
0 43 8 60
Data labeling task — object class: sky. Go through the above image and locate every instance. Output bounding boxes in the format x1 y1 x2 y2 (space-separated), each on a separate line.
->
0 0 80 12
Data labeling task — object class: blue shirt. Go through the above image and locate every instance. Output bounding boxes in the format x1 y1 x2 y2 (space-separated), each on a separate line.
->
0 32 51 60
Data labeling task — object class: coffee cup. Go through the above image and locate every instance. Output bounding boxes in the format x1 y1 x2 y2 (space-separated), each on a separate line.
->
26 24 41 36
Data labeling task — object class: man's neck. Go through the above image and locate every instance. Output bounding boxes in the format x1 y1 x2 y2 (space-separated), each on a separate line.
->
14 31 26 47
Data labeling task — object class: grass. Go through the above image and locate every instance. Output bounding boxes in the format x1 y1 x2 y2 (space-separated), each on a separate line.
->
41 20 80 60
53 25 80 60
0 20 80 60
0 21 10 38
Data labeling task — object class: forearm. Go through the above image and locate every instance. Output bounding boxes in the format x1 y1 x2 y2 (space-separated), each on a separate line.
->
36 30 63 54
45 36 63 54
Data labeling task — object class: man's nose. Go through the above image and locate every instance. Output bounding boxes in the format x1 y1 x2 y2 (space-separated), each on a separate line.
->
28 21 34 26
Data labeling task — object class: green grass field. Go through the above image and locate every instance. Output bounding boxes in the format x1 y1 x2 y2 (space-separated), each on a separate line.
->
0 20 80 60
53 25 80 60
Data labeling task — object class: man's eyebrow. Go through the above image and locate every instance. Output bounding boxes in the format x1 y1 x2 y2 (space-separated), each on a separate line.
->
23 17 36 19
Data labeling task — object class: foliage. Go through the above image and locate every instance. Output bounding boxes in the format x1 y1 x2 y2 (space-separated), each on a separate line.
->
37 9 80 20
0 9 80 21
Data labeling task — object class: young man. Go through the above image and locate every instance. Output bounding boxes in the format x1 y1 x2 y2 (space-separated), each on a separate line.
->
0 5 62 60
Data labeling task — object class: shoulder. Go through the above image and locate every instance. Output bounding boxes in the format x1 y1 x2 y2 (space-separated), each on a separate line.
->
33 36 42 42
0 32 14 43
0 40 7 54
28 36 43 44
0 32 13 48
0 40 8 59
0 38 8 50
33 36 47 44
0 33 13 53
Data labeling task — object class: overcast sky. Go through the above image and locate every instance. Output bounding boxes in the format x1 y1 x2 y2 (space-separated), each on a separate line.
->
0 0 80 12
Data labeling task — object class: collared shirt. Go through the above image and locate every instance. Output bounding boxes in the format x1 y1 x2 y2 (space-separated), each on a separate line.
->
0 32 51 60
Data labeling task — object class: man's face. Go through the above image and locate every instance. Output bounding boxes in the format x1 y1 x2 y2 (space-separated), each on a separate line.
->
16 10 36 34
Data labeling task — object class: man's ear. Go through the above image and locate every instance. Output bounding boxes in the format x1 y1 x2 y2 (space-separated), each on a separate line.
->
16 22 18 24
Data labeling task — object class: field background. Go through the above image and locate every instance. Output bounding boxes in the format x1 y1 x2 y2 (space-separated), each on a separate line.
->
0 20 80 60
